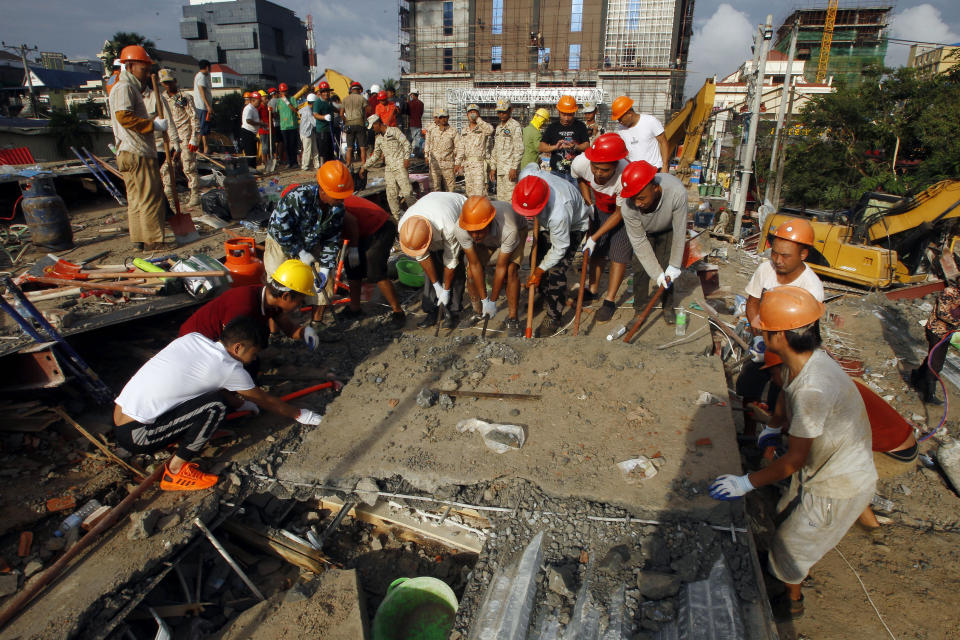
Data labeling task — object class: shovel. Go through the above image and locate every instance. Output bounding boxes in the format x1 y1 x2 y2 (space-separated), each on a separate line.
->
265 109 278 174
152 74 200 246
573 248 590 336
525 217 539 338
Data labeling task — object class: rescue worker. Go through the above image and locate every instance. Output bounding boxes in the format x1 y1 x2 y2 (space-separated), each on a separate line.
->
573 133 631 323
339 188 407 328
360 114 415 221
109 45 171 251
256 90 270 166
398 192 469 330
513 164 592 337
143 73 181 213
267 87 282 160
276 83 300 169
239 92 262 168
157 68 201 208
709 286 877 622
299 94 320 171
456 195 528 336
488 99 524 203
114 316 324 492
521 107 550 169
611 95 670 171
738 218 824 435
192 60 214 154
313 81 336 164
539 95 589 183
341 81 368 166
425 107 456 192
617 160 687 325
911 281 960 405
407 90 425 156
375 90 399 127
583 101 602 143
265 166 347 322
455 103 493 197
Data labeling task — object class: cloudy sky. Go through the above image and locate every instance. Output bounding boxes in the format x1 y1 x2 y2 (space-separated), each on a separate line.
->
1 1 958 95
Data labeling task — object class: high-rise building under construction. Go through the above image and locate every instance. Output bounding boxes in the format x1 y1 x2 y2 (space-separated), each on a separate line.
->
399 0 694 127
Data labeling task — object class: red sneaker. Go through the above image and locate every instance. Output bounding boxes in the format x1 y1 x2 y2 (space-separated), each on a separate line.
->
160 462 219 491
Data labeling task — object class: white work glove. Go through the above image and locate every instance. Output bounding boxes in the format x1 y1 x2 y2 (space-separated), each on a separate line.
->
237 400 260 415
757 425 782 449
481 297 497 318
709 474 754 501
153 117 168 133
323 114 332 122
655 271 671 289
297 249 316 268
314 266 330 289
347 247 361 268
303 326 319 350
170 141 181 153
296 409 323 426
582 236 597 255
664 265 682 283
432 281 450 307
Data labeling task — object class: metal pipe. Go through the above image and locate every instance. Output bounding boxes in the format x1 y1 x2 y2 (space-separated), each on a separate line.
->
764 19 798 206
0 465 164 631
193 518 265 601
429 389 541 401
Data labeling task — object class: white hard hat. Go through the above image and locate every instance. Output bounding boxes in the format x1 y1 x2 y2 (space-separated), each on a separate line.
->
306 93 318 102
369 84 380 93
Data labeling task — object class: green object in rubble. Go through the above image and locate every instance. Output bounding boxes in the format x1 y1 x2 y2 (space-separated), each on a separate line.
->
396 258 425 288
372 577 458 640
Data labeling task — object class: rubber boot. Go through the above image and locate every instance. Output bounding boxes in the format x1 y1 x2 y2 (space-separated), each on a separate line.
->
188 189 201 208
924 378 943 405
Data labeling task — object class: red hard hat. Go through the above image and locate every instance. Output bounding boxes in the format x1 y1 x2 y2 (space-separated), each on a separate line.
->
620 161 658 198
350 81 362 88
268 87 277 94
317 81 330 91
377 90 387 101
512 175 550 217
584 133 628 164
278 83 288 92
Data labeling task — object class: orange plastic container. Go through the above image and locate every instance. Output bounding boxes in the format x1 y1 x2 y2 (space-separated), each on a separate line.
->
224 237 265 287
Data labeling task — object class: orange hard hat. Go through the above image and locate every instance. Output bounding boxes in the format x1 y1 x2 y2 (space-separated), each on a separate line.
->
279 82 288 92
611 95 634 120
512 175 550 217
317 81 330 91
761 350 783 370
119 45 153 65
620 161 657 198
316 160 354 199
459 196 496 231
556 95 577 114
770 217 815 247
584 133 628 164
399 215 433 257
755 286 825 332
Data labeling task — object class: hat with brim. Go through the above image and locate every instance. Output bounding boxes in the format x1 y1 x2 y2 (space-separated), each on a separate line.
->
158 68 175 83
366 114 381 130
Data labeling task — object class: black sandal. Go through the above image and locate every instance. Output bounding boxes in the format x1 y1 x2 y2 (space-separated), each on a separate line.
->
883 443 918 462
772 593 804 621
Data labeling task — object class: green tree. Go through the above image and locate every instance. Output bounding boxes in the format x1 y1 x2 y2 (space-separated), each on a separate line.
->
101 32 156 71
211 91 244 141
380 77 398 93
46 106 94 155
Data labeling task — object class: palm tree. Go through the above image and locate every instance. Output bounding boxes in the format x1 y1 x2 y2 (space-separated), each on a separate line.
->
101 32 156 69
380 78 398 93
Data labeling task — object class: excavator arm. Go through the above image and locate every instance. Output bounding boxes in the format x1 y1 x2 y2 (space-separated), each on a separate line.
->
664 79 715 184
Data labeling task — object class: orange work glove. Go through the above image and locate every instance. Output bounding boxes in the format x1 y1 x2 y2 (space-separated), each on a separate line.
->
526 267 545 288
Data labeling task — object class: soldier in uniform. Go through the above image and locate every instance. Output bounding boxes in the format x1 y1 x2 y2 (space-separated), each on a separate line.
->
425 107 456 192
360 114 416 221
157 69 202 208
488 99 524 203
455 103 493 197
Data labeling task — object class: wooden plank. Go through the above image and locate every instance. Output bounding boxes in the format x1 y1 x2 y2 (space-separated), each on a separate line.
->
221 519 333 573
885 280 946 301
320 496 484 554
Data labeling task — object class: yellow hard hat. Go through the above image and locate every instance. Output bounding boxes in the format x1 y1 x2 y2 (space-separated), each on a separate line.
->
270 259 315 296
258 90 268 97
535 108 550 120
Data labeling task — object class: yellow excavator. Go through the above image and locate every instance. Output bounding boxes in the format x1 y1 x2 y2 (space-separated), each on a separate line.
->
665 78 715 185
759 180 960 288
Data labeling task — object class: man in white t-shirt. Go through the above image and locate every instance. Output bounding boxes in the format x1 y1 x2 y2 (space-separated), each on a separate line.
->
738 217 824 436
398 192 468 330
710 287 876 622
239 92 262 168
114 316 324 491
610 95 669 171
192 60 214 153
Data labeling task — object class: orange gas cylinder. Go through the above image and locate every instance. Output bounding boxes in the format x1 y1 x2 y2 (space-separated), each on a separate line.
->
224 237 265 287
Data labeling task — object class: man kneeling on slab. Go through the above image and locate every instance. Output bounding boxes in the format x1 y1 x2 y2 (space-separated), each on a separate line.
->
113 316 323 491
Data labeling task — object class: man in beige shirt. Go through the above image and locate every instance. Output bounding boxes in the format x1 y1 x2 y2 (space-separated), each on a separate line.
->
455 103 493 196
340 81 368 166
425 108 457 192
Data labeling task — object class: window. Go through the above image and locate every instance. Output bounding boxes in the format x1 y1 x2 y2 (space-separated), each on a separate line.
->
491 45 502 71
443 1 454 36
443 48 453 71
568 44 580 70
492 0 503 35
627 0 640 31
571 0 583 33
273 28 285 56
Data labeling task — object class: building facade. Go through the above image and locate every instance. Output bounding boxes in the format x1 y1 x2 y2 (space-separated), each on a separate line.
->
180 0 309 88
908 44 960 77
399 0 694 129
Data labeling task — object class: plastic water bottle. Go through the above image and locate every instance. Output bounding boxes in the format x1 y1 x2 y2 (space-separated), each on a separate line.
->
870 495 896 513
607 325 627 341
239 220 260 231
749 335 766 363
675 308 688 336
54 499 102 537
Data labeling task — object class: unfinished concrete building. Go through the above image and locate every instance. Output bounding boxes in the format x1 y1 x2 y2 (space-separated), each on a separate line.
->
773 5 891 87
399 0 695 128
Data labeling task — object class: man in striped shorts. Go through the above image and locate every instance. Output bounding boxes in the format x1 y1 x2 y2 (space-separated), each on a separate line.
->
113 316 323 491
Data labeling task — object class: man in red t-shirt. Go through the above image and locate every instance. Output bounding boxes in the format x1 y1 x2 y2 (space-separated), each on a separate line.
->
340 195 405 327
179 260 321 364
406 91 424 157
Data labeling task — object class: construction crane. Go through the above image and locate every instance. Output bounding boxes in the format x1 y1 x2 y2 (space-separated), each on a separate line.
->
816 0 838 83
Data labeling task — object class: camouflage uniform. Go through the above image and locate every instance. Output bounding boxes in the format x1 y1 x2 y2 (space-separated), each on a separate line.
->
489 116 523 202
160 90 201 205
364 126 415 221
144 88 182 209
425 122 457 192
456 117 493 197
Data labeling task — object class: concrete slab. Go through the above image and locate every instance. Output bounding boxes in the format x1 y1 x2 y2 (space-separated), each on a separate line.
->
278 320 741 523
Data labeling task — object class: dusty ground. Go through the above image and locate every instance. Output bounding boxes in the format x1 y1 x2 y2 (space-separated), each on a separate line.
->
0 169 959 638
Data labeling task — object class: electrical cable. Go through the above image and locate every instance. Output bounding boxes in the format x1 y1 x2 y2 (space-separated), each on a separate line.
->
918 329 953 443
2 196 21 222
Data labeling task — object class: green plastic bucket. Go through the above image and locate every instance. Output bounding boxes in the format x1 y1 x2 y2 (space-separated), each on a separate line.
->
372 577 458 640
396 259 425 288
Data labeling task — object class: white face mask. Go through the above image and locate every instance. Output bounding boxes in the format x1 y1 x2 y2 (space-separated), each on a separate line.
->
468 112 478 122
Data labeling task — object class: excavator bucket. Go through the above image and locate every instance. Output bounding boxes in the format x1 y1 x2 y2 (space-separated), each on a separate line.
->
324 68 354 101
